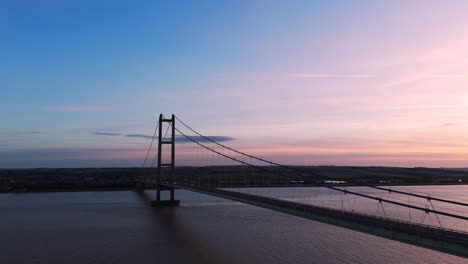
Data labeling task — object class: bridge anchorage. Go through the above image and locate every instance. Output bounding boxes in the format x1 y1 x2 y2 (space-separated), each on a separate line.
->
151 114 179 206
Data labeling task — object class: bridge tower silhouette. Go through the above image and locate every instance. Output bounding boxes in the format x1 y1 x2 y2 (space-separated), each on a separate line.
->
151 114 180 206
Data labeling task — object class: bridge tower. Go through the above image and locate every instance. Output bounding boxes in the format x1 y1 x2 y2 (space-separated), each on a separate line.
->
151 114 180 206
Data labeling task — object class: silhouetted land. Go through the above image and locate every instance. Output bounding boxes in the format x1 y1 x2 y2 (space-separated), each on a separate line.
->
0 166 467 192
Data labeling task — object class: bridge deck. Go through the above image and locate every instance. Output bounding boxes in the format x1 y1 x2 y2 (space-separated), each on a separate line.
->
162 183 468 258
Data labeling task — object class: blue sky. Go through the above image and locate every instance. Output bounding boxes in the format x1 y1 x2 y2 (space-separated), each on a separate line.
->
2 1 468 168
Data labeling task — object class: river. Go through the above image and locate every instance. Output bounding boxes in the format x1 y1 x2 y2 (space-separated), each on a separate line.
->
0 186 466 264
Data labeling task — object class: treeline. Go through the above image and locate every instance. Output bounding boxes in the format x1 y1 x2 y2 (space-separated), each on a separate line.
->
0 166 467 192
0 168 157 192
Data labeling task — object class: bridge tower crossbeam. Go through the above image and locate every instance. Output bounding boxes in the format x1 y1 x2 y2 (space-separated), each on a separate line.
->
151 114 180 206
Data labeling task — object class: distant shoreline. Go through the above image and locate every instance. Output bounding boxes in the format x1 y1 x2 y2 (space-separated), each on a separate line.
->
1 182 467 194
1 166 467 194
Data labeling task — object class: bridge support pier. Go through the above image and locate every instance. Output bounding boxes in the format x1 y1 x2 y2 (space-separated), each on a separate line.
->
151 114 180 207
151 185 180 206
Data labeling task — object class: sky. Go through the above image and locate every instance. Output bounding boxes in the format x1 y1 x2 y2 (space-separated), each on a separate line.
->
2 0 468 168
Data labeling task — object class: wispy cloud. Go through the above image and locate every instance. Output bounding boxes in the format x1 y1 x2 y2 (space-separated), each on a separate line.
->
288 74 372 78
19 131 46 135
123 134 235 143
51 105 116 113
125 134 154 139
94 132 121 136
441 123 456 127
176 135 235 143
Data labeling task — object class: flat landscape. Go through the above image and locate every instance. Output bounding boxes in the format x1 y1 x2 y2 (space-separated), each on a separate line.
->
2 166 467 192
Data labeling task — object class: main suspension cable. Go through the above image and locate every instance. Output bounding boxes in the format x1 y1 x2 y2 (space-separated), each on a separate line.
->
328 186 468 221
368 186 468 207
175 126 280 176
141 116 159 167
175 115 316 177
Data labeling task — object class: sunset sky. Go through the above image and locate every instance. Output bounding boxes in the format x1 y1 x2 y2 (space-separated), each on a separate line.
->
2 1 468 168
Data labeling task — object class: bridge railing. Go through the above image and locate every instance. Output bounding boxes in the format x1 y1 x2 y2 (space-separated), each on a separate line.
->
213 187 468 239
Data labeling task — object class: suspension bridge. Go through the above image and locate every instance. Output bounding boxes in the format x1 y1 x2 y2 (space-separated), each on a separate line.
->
137 114 468 258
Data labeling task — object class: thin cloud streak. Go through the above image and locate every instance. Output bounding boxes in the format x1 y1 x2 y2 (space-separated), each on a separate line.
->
93 132 236 143
176 135 235 143
94 132 121 136
51 105 116 113
125 134 154 139
125 134 235 143
17 131 47 135
288 74 372 78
